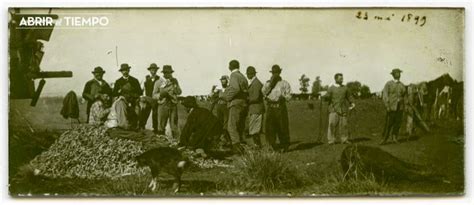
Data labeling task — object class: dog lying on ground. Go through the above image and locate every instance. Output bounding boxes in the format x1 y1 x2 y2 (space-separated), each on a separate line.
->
340 144 444 182
135 147 189 193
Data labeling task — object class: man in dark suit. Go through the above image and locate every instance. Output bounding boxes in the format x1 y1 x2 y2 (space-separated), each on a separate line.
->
246 66 265 147
139 63 164 132
113 63 142 129
224 60 249 153
82 66 112 123
179 96 224 154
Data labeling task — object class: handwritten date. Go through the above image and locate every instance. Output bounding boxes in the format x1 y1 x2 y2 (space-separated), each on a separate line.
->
356 11 427 27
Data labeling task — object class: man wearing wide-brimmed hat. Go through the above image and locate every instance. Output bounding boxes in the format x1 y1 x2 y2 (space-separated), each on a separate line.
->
209 75 231 143
82 66 112 123
138 63 164 132
113 63 142 98
262 64 292 152
112 63 142 129
152 65 182 137
381 68 406 145
246 66 265 147
224 60 249 154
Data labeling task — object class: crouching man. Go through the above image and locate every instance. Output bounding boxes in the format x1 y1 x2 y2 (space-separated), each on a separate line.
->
179 96 227 156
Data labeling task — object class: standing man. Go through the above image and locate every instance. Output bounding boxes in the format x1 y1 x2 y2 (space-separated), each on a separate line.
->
381 68 406 145
224 60 249 153
82 66 112 123
246 66 265 147
324 73 355 145
153 65 182 138
139 63 163 132
262 65 292 152
209 75 231 143
112 63 142 129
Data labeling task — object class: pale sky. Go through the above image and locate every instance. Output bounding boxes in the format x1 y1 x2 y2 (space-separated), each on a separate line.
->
19 8 464 96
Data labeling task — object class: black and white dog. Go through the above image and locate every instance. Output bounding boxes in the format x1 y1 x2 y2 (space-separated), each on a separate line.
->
135 147 189 193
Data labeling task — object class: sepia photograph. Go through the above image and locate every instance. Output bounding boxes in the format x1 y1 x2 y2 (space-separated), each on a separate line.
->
7 7 466 197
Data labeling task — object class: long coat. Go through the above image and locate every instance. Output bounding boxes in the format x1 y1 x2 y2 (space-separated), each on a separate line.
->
248 77 265 114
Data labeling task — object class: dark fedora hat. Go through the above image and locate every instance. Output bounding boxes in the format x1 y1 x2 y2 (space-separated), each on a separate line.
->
181 96 197 108
246 66 257 74
390 68 403 75
270 64 282 73
119 63 131 71
92 66 105 74
162 65 174 73
148 63 159 71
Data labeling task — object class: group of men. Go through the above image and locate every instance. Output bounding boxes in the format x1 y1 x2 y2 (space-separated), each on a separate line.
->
82 60 409 155
206 60 293 153
82 63 181 136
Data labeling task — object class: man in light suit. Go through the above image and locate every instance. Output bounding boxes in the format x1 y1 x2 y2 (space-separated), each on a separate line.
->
152 65 182 138
246 66 265 147
224 60 249 153
381 68 406 145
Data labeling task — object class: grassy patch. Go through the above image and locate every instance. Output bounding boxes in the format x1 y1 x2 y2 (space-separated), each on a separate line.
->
219 149 306 194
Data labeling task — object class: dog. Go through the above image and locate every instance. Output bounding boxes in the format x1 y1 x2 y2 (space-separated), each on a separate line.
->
135 147 189 193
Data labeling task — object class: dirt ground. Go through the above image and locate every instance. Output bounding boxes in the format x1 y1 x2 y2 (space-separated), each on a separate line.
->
8 97 465 196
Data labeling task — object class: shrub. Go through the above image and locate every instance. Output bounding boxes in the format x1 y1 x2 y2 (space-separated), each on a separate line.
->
221 149 304 193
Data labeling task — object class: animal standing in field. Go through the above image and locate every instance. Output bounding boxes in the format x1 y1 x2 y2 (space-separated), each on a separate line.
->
135 147 189 193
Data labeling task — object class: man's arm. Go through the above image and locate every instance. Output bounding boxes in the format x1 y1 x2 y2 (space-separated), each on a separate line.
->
103 83 113 96
132 78 142 98
82 81 94 101
281 81 292 101
173 78 182 95
112 79 120 97
152 79 163 100
261 81 271 97
142 77 148 95
346 87 355 109
323 86 332 102
382 82 390 107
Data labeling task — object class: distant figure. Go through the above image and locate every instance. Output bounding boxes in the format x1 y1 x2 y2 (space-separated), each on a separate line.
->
88 91 111 126
381 68 406 145
179 96 224 154
224 60 249 153
246 66 265 147
153 65 182 137
139 63 163 132
112 63 142 129
312 76 322 100
324 73 355 145
82 66 112 123
262 65 292 152
209 75 230 143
